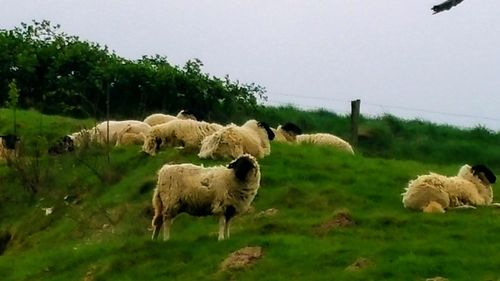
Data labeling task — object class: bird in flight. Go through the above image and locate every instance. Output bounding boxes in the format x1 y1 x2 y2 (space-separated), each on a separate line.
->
431 0 464 14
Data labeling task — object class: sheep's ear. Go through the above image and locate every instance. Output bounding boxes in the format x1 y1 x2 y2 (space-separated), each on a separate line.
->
228 156 255 181
258 121 275 141
282 122 302 135
472 164 496 184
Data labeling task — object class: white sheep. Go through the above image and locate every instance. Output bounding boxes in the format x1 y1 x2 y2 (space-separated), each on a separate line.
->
114 122 152 146
271 122 302 143
142 119 223 155
49 120 151 153
296 133 355 154
143 110 197 127
402 164 497 213
198 120 275 159
151 154 261 241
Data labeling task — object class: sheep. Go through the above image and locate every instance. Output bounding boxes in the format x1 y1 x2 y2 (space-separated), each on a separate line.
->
0 134 20 161
198 120 275 159
114 122 152 146
142 119 223 155
151 154 261 241
271 122 302 143
143 109 197 127
296 133 355 154
402 164 497 213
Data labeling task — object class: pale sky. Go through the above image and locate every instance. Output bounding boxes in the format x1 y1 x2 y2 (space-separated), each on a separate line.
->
2 0 500 131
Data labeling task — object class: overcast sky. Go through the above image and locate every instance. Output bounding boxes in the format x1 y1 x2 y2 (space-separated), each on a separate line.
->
2 0 500 131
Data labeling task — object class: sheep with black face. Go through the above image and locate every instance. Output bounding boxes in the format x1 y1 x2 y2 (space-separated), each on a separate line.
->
198 120 275 159
402 164 497 213
151 154 261 241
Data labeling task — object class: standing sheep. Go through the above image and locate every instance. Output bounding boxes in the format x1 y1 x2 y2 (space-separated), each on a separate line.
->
151 154 261 241
272 122 302 143
143 109 197 127
296 133 354 154
402 164 497 213
198 120 275 159
142 119 223 155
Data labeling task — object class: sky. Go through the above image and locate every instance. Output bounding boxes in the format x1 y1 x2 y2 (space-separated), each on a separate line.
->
2 0 500 131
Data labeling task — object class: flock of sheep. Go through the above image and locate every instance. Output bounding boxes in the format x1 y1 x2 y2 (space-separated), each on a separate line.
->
1 109 497 241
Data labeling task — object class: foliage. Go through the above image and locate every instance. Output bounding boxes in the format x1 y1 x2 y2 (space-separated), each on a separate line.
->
0 20 266 121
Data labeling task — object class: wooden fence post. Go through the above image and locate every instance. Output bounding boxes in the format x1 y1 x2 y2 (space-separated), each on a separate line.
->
351 99 360 146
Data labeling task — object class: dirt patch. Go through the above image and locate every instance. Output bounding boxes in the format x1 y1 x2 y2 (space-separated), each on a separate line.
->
220 246 263 271
313 209 355 236
0 231 12 255
345 257 372 272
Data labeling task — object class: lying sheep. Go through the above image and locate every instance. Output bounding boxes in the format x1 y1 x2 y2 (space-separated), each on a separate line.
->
143 109 197 127
272 122 302 143
151 154 261 241
198 120 275 159
0 134 20 161
142 119 223 155
402 164 497 213
50 120 150 153
296 133 354 154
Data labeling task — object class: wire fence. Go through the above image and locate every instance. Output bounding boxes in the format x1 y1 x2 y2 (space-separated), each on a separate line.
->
264 92 500 126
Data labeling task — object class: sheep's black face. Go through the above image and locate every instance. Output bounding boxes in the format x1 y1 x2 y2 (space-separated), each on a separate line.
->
472 164 496 184
1 134 20 150
282 122 302 135
258 121 275 141
228 155 256 181
154 137 162 152
49 135 74 155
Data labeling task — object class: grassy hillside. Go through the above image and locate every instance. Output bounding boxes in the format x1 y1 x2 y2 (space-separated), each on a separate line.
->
1 109 500 281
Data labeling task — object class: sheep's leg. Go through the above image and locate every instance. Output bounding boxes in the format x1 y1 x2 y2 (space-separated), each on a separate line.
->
451 205 476 210
223 206 236 239
151 214 164 240
163 216 173 241
218 216 226 241
422 201 446 213
224 217 231 239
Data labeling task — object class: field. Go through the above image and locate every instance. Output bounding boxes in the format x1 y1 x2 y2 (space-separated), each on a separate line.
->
1 108 500 281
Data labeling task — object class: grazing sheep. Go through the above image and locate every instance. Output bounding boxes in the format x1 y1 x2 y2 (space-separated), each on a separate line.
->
50 120 150 153
142 119 223 155
198 120 275 159
296 133 354 154
402 164 497 213
272 122 302 143
143 109 197 127
0 134 20 161
151 154 261 241
115 122 152 146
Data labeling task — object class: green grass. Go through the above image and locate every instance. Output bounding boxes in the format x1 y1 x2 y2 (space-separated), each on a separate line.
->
1 109 500 281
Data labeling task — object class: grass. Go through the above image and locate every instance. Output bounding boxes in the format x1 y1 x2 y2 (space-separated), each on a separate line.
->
1 109 500 280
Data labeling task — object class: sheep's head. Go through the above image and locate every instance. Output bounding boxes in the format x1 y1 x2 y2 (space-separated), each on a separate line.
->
228 154 260 181
48 135 74 155
258 121 275 141
471 164 496 185
281 122 302 136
